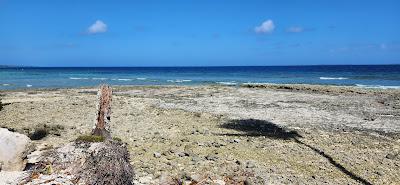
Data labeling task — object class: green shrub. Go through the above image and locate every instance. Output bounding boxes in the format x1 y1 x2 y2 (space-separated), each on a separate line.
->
29 128 49 140
112 137 122 142
76 135 105 142
28 124 65 140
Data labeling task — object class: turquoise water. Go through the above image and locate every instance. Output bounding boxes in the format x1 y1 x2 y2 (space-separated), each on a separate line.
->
1 65 400 90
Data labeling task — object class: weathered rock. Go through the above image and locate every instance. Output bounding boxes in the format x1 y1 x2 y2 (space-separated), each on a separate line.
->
27 150 45 164
0 171 29 185
0 128 32 171
24 174 75 185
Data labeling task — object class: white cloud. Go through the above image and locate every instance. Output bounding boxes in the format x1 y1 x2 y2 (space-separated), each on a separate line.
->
254 20 275 34
287 26 304 33
87 20 107 34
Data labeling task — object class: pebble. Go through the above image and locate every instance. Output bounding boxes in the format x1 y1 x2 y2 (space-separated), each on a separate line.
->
244 179 253 185
139 176 153 184
386 153 398 160
153 152 161 158
191 156 201 163
206 154 218 161
177 152 188 157
190 174 202 182
245 160 256 168
213 179 226 185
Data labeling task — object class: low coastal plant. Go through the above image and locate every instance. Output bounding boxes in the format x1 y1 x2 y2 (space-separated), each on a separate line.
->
76 135 105 142
29 128 49 140
112 137 122 142
28 124 65 140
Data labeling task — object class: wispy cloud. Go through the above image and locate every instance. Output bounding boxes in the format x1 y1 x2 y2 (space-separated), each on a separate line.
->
329 42 399 53
286 26 304 33
87 20 107 34
254 19 275 34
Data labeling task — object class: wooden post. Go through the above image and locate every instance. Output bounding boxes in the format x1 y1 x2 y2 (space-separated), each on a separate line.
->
92 84 112 138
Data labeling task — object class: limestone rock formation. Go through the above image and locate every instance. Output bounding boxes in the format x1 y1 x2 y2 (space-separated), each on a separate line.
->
0 128 32 171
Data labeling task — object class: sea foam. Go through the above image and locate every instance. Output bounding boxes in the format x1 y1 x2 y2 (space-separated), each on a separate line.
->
69 77 89 80
355 84 400 89
167 80 192 83
117 79 132 81
216 81 237 85
319 77 348 80
92 78 108 80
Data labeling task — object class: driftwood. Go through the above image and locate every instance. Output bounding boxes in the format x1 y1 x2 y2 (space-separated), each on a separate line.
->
92 84 112 138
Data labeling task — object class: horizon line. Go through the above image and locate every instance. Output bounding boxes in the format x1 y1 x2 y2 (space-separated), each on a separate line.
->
2 63 400 68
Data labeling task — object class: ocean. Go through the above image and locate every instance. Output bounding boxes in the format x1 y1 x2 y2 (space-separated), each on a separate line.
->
1 65 400 90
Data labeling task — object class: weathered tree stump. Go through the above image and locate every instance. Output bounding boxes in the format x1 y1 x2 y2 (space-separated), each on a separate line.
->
19 84 134 185
92 84 112 138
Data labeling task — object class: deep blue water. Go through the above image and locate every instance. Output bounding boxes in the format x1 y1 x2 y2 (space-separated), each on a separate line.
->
1 65 400 90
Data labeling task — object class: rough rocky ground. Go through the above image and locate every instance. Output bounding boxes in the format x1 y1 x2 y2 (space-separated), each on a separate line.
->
0 84 399 184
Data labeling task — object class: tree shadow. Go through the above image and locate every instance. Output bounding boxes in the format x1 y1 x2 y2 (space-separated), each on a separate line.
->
219 119 301 140
0 102 11 111
219 119 372 185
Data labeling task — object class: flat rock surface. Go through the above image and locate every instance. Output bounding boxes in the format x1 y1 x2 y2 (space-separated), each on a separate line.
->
0 84 399 184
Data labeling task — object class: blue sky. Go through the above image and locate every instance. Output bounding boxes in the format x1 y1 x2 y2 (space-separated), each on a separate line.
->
0 0 399 66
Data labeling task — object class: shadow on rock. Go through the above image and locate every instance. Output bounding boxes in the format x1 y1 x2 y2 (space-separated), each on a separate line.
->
219 119 301 140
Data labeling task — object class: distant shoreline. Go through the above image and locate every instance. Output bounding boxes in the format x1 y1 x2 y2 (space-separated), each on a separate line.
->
1 84 399 95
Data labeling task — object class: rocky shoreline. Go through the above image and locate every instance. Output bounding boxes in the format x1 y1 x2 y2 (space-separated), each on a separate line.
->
0 84 399 184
